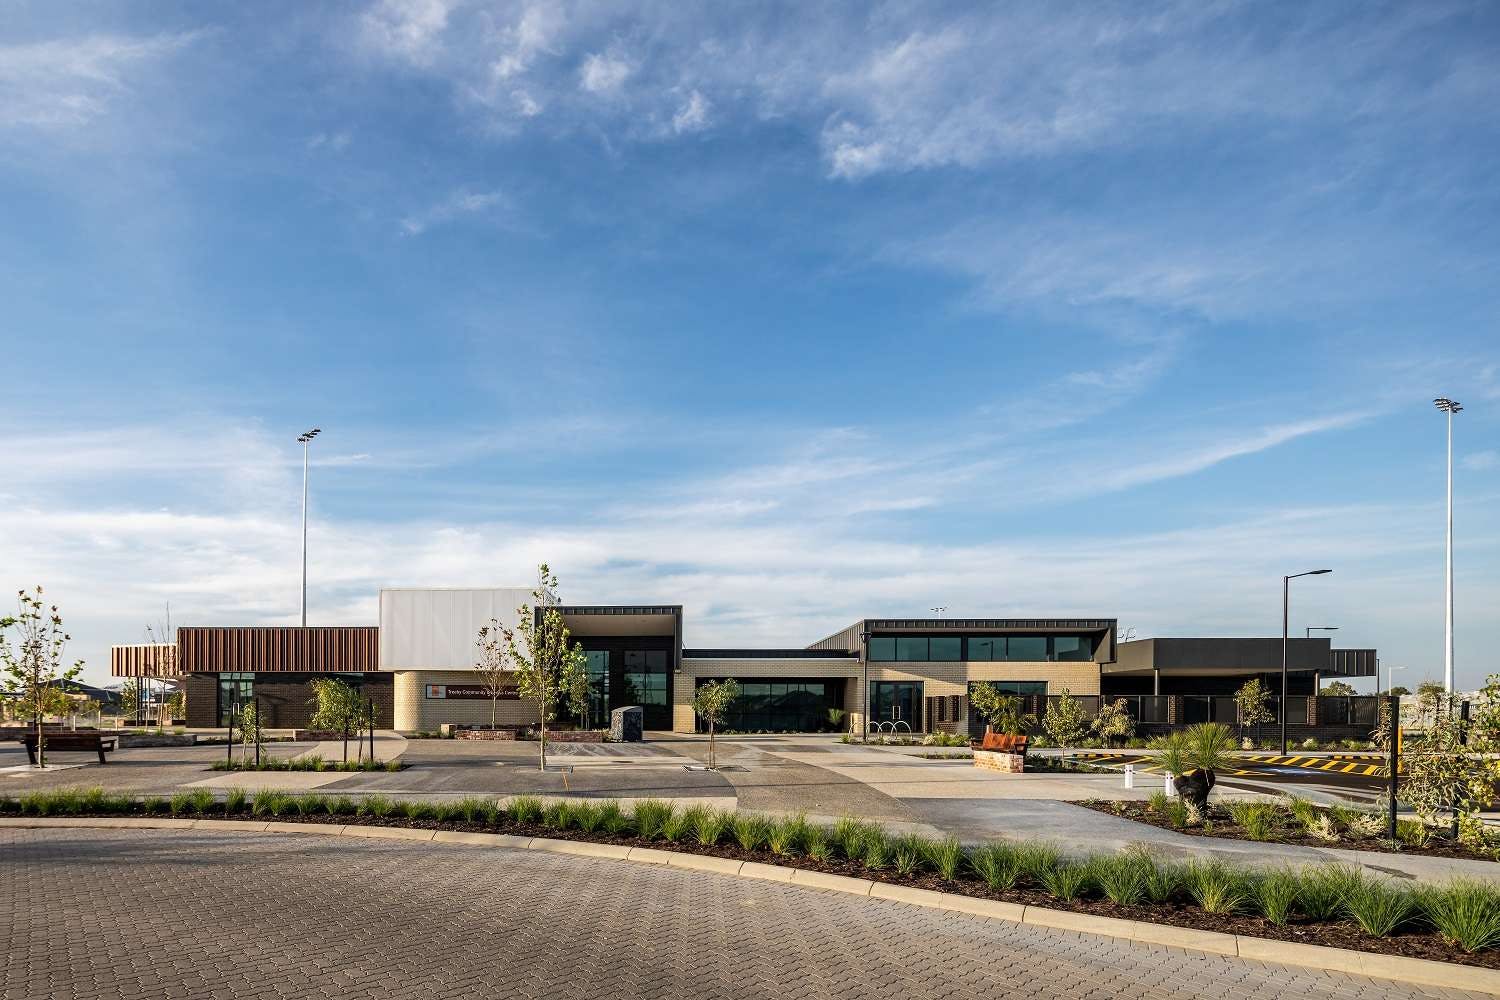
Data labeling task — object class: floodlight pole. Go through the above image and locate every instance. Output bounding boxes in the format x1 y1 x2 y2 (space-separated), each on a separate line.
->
1435 398 1461 693
1281 569 1332 754
297 428 321 627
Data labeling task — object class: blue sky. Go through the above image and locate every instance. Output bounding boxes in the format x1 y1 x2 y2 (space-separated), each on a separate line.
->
2 1 1497 688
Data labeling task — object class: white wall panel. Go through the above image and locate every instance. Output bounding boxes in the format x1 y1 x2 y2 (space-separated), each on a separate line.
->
379 588 534 671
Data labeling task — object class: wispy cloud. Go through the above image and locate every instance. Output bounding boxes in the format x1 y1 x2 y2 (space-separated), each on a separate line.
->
400 188 506 235
0 31 199 128
1464 451 1498 472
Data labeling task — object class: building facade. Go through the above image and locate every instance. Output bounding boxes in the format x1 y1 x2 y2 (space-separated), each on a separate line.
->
110 588 1376 737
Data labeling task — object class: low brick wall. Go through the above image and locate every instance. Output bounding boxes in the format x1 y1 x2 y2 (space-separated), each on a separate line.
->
453 728 520 741
546 731 605 743
972 749 1025 773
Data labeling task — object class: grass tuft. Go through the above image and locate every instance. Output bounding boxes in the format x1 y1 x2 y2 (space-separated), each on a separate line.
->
1091 853 1149 907
1254 869 1300 925
632 800 674 840
731 813 772 852
507 796 544 824
1419 881 1500 953
223 788 249 814
970 843 1021 892
693 809 730 846
1182 860 1249 914
1038 861 1092 901
923 837 965 881
1343 874 1416 937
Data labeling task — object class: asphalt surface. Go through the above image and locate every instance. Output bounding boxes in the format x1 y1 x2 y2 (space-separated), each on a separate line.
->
4 827 1482 1000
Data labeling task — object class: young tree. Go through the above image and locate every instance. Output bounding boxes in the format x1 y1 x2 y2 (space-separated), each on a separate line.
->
308 677 364 763
1091 697 1135 748
0 587 84 768
1042 688 1090 751
506 564 588 772
162 686 185 724
692 678 740 769
1320 680 1358 697
1233 678 1274 746
475 619 514 729
968 682 1035 737
238 701 262 764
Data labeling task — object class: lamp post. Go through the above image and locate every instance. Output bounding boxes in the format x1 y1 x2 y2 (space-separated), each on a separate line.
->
297 428 321 627
859 629 870 742
1434 398 1462 693
1282 569 1332 754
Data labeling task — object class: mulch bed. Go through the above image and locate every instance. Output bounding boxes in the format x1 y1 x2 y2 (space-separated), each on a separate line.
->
8 805 1498 970
1082 800 1499 863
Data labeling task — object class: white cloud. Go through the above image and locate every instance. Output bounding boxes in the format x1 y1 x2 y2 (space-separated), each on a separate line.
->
358 0 456 67
399 188 506 235
1464 451 1498 471
0 31 199 128
307 129 353 152
578 51 632 94
671 89 710 133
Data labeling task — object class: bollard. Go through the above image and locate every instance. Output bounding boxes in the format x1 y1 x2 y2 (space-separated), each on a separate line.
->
1124 764 1135 789
1164 773 1174 795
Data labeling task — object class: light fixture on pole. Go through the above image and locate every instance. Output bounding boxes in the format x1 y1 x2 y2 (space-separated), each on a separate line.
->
1434 397 1462 693
1282 569 1332 754
297 428 321 628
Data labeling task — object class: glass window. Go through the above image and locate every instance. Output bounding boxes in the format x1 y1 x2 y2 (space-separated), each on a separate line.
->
895 637 929 661
1051 636 1092 661
867 637 896 661
994 681 1046 698
216 673 254 727
1006 637 1048 661
968 637 1004 661
928 636 961 661
645 650 667 669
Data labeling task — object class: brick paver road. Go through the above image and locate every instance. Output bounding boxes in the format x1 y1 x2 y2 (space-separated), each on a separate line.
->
1 829 1481 1000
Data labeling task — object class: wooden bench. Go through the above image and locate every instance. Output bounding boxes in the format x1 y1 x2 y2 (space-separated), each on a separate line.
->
977 732 1029 755
18 732 117 765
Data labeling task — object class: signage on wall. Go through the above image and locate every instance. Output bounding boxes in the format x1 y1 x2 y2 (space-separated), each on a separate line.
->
424 684 519 700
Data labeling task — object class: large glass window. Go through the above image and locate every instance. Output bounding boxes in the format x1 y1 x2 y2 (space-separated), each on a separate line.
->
928 636 961 661
706 679 841 732
1052 636 1092 661
622 649 668 708
1005 636 1048 661
895 637 929 661
584 650 609 729
867 637 896 661
968 637 1005 661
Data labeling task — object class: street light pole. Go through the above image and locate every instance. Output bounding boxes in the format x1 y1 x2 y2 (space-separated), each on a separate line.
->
1282 569 1332 754
1434 398 1462 693
297 428 321 627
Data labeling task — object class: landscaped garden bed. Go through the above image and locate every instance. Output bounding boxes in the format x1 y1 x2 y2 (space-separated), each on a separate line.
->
210 755 405 773
7 787 1500 969
1083 794 1500 862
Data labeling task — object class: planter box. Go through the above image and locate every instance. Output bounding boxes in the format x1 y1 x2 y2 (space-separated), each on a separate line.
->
117 733 197 748
452 727 521 741
545 730 605 743
973 749 1025 773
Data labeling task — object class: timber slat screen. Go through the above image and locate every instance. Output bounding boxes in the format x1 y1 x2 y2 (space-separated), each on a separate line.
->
109 644 179 678
176 626 379 673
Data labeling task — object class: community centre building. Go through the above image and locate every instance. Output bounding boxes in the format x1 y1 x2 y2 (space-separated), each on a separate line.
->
110 587 1377 738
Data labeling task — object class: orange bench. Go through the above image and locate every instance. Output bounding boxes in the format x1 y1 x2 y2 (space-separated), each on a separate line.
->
977 732 1028 754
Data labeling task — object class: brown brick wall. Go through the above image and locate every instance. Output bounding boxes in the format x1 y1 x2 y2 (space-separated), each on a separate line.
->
182 673 393 729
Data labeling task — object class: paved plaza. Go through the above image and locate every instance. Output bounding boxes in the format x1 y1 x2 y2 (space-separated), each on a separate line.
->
3 827 1483 1000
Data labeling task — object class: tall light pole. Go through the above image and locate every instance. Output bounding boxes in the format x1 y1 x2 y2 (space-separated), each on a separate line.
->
1434 398 1462 693
1282 569 1332 754
297 428 321 627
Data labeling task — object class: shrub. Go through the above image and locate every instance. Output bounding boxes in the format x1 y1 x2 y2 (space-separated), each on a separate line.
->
892 834 929 876
1138 853 1182 905
224 788 249 814
141 796 169 815
970 843 1021 892
1396 819 1432 848
832 817 875 861
541 801 576 830
632 800 674 839
1306 814 1340 843
1255 869 1300 925
805 825 833 861
324 795 357 816
1420 881 1500 953
1227 801 1280 841
693 808 730 846
598 802 630 835
383 759 403 772
767 815 810 857
1343 811 1384 839
1091 854 1149 907
731 813 772 852
1182 860 1248 914
1297 865 1357 921
1014 842 1062 890
402 801 437 821
1160 798 1189 829
861 831 892 870
170 790 212 815
663 805 704 843
456 797 497 824
1146 790 1170 814
1038 861 1092 901
357 795 395 818
924 838 964 881
1343 875 1416 937
294 794 326 816
508 796 544 824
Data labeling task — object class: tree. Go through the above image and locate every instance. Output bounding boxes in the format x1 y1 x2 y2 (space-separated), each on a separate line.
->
475 619 514 729
0 587 84 768
1320 680 1357 697
308 677 364 763
1148 722 1237 822
968 682 1035 737
1392 674 1500 846
117 679 144 721
1388 685 1411 697
506 564 588 772
1233 678 1274 746
1092 697 1135 748
238 701 262 764
692 678 740 769
1042 688 1089 751
163 686 185 724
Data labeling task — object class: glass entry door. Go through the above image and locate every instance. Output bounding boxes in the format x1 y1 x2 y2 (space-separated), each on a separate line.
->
870 681 923 733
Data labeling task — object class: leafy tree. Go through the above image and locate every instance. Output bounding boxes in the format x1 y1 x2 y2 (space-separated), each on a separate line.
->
1388 685 1411 697
475 619 514 729
1320 680 1357 697
692 678 740 769
1234 678 1274 745
308 677 364 762
1042 688 1089 751
0 587 84 768
1092 697 1135 747
968 682 1034 737
506 564 589 772
238 701 262 764
1392 674 1500 846
1148 722 1238 822
163 686 185 723
117 679 143 720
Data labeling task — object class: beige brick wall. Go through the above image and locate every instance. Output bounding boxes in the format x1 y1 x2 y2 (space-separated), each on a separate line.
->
392 670 539 732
